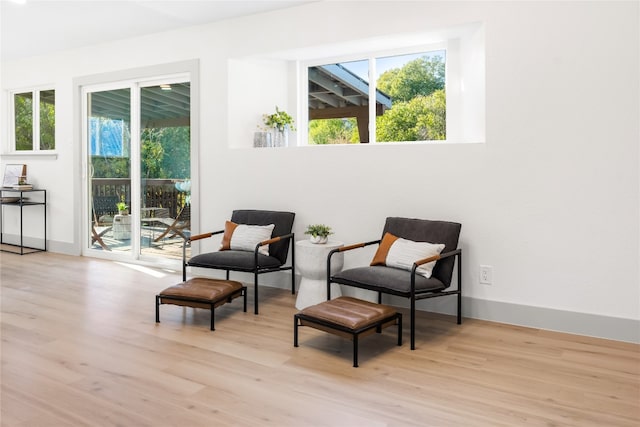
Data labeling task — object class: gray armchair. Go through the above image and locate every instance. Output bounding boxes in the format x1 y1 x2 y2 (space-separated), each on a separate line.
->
328 217 462 350
183 210 295 314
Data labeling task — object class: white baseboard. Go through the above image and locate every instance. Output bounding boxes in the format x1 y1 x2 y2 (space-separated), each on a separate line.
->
385 293 640 344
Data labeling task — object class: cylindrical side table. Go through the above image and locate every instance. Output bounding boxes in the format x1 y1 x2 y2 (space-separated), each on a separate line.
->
295 239 344 310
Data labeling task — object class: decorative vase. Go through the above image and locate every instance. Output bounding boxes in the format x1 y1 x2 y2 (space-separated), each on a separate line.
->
272 127 289 147
309 235 328 244
254 131 272 148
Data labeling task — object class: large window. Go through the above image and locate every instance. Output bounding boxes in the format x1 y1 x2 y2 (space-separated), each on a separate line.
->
12 88 55 151
307 49 446 145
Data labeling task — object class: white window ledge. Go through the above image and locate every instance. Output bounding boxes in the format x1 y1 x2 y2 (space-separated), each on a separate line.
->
1 152 58 159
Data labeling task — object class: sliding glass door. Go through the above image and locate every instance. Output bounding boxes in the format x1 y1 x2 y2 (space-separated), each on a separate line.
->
139 82 191 260
85 76 191 264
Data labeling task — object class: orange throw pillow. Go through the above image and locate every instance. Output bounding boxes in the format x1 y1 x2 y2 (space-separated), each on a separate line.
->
370 232 399 266
220 221 238 250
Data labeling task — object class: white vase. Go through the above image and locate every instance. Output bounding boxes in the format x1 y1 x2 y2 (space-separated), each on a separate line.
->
254 131 272 148
309 235 328 244
272 127 289 147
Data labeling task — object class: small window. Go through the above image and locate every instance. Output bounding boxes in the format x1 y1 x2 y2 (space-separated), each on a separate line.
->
12 88 56 151
307 49 446 144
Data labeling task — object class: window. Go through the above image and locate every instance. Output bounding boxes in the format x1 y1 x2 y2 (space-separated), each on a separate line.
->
12 88 55 151
307 49 446 145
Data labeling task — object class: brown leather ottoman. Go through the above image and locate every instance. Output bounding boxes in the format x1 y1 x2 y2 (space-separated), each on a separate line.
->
294 296 402 367
156 277 246 330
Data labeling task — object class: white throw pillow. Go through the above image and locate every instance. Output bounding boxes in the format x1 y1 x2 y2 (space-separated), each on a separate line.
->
229 223 275 255
385 237 445 278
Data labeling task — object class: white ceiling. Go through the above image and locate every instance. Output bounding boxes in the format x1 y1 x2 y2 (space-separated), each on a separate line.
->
0 0 315 62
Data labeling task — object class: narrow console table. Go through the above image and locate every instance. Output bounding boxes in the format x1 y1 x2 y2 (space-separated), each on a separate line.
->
0 187 46 255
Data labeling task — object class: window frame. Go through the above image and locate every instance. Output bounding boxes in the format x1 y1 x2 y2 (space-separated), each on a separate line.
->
300 41 451 145
9 86 56 153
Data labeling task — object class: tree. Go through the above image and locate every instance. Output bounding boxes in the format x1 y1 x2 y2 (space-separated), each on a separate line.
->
377 55 445 102
309 118 359 144
376 55 446 142
376 90 446 141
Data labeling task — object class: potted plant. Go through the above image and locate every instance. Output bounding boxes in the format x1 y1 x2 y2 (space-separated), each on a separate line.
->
304 224 333 244
262 106 295 147
116 201 128 215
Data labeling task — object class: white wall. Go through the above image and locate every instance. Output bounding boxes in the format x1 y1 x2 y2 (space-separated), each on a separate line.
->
1 1 638 341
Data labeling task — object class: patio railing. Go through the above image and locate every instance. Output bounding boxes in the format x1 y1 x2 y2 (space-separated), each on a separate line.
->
92 178 186 218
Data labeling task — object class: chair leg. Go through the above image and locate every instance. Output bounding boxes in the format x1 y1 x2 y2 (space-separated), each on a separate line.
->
293 315 299 347
254 272 259 315
397 313 403 346
291 240 296 294
410 296 416 350
291 267 296 295
155 295 160 323
457 291 462 325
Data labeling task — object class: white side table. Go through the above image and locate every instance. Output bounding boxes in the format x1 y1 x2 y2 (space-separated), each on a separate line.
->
112 214 131 240
295 239 344 310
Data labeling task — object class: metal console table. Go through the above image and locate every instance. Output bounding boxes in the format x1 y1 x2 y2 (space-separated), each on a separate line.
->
0 187 46 255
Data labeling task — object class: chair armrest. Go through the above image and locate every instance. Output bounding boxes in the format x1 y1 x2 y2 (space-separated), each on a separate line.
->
258 232 294 247
413 248 461 267
334 239 381 253
189 229 224 242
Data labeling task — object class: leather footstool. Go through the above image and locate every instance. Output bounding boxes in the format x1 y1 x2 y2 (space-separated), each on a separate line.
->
294 296 402 367
156 277 246 330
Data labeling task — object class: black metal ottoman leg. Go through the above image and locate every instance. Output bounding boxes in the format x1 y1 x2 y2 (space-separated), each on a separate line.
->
155 295 160 323
210 303 215 331
353 334 359 368
294 315 299 347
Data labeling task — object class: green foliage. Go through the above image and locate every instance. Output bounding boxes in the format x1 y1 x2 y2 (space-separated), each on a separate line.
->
39 91 55 150
377 55 445 102
376 90 446 142
39 100 56 150
304 224 333 238
141 129 165 178
13 92 55 151
263 106 295 131
309 118 359 144
92 126 190 179
14 93 33 150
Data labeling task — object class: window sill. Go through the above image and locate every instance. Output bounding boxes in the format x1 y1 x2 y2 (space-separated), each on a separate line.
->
0 152 58 160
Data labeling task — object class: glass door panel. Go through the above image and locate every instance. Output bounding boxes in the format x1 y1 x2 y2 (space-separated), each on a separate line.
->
139 82 191 261
88 88 132 253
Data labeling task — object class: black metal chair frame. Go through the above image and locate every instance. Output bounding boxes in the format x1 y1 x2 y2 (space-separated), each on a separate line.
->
182 231 295 315
327 241 462 350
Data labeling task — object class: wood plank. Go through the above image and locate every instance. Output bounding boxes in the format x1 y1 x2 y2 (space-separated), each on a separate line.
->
1 252 638 426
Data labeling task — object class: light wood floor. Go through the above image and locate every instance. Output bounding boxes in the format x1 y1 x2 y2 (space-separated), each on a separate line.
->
1 252 638 426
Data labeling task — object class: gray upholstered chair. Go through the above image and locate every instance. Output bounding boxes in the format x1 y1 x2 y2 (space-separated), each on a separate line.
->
183 210 295 314
327 217 462 350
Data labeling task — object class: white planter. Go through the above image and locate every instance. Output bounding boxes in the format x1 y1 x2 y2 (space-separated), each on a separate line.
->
309 235 328 244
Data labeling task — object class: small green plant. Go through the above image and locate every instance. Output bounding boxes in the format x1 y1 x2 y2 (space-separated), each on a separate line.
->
262 106 296 131
116 201 128 212
304 224 333 238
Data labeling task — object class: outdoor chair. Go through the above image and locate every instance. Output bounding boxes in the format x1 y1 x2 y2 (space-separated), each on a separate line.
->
183 209 295 314
327 217 462 350
149 204 191 243
91 195 119 251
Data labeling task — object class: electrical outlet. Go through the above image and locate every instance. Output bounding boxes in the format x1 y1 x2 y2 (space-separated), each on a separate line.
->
479 265 493 285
